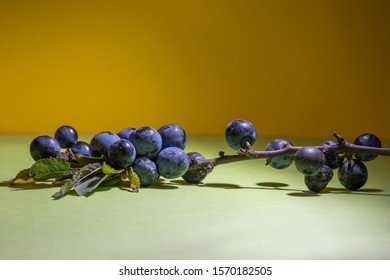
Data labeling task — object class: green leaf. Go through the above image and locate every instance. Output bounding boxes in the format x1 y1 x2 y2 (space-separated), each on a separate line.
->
53 172 76 182
101 174 122 186
72 154 105 168
10 168 33 185
14 168 31 179
127 166 140 192
10 177 34 185
102 162 124 175
52 179 74 199
72 163 106 196
30 158 73 181
74 173 108 196
73 162 102 183
52 163 114 198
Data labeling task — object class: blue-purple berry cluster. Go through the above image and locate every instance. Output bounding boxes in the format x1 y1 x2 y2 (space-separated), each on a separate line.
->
30 123 205 187
30 125 90 161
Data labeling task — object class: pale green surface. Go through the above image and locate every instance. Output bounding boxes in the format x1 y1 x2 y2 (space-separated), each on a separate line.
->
0 135 389 260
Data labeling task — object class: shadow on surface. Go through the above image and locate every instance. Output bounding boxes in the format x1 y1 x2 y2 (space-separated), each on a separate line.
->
255 181 390 197
170 179 201 186
288 191 320 197
3 178 389 198
326 187 384 193
256 181 307 194
257 182 289 188
286 187 390 197
143 179 179 190
201 183 243 189
85 186 113 196
172 179 259 190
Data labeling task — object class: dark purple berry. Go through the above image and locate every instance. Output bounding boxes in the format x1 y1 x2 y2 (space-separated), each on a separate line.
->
156 147 189 179
107 139 136 169
337 159 368 190
353 133 382 161
132 157 159 186
182 152 207 184
30 135 61 161
128 127 162 159
90 132 121 158
266 138 294 169
118 127 135 140
71 141 91 156
294 146 325 176
225 119 256 151
54 125 78 148
158 124 187 149
305 165 333 193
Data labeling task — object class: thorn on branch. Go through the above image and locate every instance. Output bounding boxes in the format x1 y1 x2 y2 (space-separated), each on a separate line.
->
200 162 214 175
218 151 225 157
206 163 214 173
281 143 289 149
237 148 254 157
332 132 345 146
190 158 200 165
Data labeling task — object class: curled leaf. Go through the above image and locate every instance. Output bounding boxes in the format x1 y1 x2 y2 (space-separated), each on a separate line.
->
10 177 34 186
127 166 140 192
52 179 74 199
102 162 124 175
10 169 33 186
72 154 105 167
101 174 122 186
74 173 108 196
72 163 104 196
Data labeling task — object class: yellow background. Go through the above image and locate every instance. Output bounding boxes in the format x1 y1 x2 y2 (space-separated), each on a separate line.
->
1 0 389 139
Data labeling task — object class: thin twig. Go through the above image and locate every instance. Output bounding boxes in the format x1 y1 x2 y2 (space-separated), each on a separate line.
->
187 132 390 172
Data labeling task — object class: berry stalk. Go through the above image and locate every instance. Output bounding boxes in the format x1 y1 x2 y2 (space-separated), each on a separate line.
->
187 132 390 173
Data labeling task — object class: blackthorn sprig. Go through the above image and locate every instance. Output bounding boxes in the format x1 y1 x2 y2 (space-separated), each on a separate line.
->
9 119 390 198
